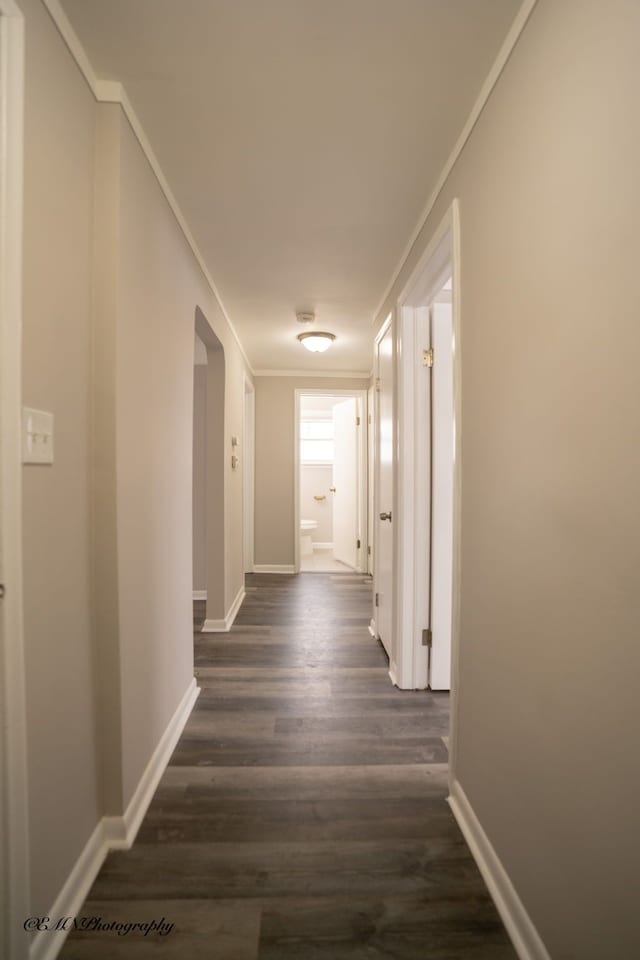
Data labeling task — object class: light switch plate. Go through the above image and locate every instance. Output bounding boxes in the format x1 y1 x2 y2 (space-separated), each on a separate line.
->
22 407 54 464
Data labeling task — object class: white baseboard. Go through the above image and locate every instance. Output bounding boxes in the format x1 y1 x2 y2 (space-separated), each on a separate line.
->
192 589 207 601
448 779 551 960
30 678 199 960
30 819 108 960
119 678 199 846
201 585 246 632
252 564 296 574
312 542 334 550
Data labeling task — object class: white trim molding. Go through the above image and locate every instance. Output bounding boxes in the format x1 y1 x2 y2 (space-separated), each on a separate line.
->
30 679 199 960
372 0 539 321
252 564 296 575
192 590 207 601
254 369 371 379
40 0 253 376
312 542 334 550
29 820 108 960
394 201 460 695
117 678 199 848
201 584 246 632
448 780 552 960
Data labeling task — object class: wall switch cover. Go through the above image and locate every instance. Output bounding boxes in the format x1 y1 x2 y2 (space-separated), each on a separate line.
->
22 407 54 464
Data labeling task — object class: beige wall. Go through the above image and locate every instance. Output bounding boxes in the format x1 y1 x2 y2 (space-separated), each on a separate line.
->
20 0 100 915
18 0 252 919
254 377 369 566
192 362 207 592
376 1 640 956
102 110 251 805
115 115 198 803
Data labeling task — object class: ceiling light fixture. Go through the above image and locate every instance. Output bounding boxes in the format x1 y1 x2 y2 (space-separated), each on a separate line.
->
296 311 316 324
297 331 336 353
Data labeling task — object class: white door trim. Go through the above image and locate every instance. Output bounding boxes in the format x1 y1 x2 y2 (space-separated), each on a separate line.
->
0 4 30 958
243 375 255 573
396 303 431 691
395 200 462 787
294 389 368 575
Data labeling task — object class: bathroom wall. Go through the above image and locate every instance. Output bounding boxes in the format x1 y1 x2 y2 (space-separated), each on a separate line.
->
300 465 333 543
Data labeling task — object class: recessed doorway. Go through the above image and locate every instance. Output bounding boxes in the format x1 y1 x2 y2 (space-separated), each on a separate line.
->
294 391 368 574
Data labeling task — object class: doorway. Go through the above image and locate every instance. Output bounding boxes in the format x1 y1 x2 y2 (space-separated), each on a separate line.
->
394 202 460 716
294 390 368 574
192 333 207 606
193 309 227 631
372 317 394 661
243 376 255 574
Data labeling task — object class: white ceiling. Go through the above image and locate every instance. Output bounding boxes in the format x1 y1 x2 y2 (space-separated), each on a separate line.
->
60 0 522 374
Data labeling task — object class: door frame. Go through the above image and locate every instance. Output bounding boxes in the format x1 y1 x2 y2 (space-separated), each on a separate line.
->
0 4 30 957
293 389 368 575
243 374 255 573
395 199 462 780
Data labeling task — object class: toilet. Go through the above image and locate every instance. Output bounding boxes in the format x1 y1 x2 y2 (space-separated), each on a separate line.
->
300 518 318 557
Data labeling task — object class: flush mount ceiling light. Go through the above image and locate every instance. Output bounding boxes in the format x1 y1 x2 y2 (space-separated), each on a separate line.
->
297 331 336 353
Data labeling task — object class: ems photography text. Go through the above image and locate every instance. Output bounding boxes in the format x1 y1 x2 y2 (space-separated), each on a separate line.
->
24 916 174 937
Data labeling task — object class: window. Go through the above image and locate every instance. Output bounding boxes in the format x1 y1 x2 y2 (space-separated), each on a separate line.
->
300 419 334 464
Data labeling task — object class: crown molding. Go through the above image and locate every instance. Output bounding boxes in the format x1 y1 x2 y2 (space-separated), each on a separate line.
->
253 369 371 380
372 0 540 323
41 0 255 376
41 0 100 93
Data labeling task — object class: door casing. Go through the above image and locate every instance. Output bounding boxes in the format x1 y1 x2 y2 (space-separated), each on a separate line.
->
294 389 368 575
393 199 462 784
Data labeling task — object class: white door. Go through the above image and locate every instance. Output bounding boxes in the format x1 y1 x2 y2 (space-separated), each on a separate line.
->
429 300 454 689
375 325 394 656
332 397 359 569
367 386 374 576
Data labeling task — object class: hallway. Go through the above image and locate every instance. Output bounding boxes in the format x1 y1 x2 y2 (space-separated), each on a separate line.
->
61 574 516 959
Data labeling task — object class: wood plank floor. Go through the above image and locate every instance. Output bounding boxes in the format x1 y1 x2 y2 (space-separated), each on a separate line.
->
61 573 517 959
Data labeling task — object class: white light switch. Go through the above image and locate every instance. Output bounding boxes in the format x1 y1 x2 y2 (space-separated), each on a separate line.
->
22 407 54 464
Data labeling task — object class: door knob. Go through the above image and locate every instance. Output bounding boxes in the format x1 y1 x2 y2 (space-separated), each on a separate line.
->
379 511 392 522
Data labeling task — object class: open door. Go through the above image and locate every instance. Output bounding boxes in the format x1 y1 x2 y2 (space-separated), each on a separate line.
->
332 397 359 569
375 323 394 658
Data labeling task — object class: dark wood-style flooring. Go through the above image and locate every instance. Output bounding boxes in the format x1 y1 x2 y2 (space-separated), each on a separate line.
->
61 573 517 959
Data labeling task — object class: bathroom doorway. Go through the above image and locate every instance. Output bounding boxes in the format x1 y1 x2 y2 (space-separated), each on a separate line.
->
294 390 368 573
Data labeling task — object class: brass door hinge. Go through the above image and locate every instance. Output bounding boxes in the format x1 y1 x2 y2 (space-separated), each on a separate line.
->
375 378 381 392
367 545 371 556
356 416 361 426
375 592 380 607
423 348 434 368
356 538 361 549
422 628 432 648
